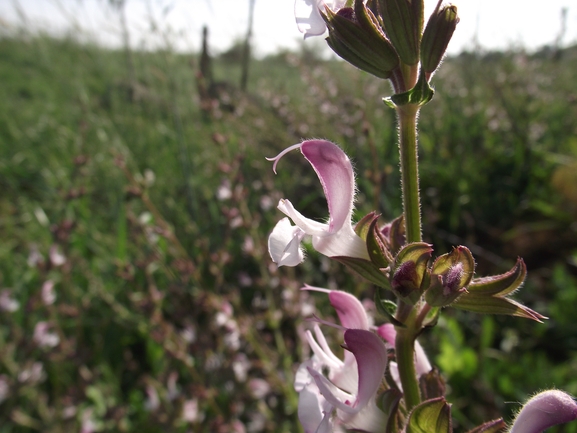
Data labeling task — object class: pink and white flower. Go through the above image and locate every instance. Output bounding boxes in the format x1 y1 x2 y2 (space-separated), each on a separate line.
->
267 140 368 267
509 390 577 433
297 328 388 432
33 321 60 349
295 0 347 38
295 287 387 432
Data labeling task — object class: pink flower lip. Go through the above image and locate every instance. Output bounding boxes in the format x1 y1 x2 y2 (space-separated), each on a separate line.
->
267 140 368 266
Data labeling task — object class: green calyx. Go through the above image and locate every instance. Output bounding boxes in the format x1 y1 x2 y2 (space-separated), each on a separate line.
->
323 4 399 79
421 1 459 74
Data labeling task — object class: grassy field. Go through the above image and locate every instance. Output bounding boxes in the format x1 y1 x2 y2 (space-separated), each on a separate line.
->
1 29 577 432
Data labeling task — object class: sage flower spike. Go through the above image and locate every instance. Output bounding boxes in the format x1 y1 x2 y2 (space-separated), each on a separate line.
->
297 329 388 433
267 140 368 266
295 0 348 38
510 390 577 433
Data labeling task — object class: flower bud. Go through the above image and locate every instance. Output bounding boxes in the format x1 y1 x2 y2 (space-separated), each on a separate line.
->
420 1 459 75
377 0 424 65
510 390 577 433
390 242 432 304
425 246 474 307
323 2 399 79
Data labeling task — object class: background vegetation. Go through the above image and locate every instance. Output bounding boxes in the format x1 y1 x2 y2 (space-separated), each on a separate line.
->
1 20 577 433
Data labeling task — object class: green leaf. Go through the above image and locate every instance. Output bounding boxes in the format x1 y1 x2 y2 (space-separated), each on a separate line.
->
374 289 405 327
332 256 391 289
386 70 435 107
387 214 405 254
406 397 452 433
422 305 440 328
355 211 378 241
452 292 546 322
367 214 393 268
468 258 527 296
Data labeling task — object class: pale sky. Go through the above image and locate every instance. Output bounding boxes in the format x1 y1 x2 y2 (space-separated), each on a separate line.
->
1 0 576 56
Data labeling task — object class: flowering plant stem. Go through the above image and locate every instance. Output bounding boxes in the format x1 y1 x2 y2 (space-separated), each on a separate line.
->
395 102 423 412
395 301 422 412
397 103 422 244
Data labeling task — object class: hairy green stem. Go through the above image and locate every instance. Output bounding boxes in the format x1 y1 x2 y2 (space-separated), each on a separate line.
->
395 302 421 412
395 325 421 411
394 101 424 413
397 104 422 243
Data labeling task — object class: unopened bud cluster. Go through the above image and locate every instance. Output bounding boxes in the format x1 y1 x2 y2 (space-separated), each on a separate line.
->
321 0 459 96
337 212 546 321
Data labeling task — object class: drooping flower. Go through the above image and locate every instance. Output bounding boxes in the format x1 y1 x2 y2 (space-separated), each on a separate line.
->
33 321 60 349
295 287 387 432
295 0 347 38
509 390 577 433
267 140 368 267
297 328 388 432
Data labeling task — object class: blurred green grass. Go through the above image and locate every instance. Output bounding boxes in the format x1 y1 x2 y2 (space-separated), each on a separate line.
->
1 31 577 432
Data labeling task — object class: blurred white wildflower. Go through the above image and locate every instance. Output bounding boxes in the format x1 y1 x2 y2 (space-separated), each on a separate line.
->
237 272 253 287
230 214 244 229
0 290 19 312
167 372 179 401
248 378 271 399
180 325 196 344
144 384 160 411
232 353 251 382
18 362 44 384
27 244 44 267
217 179 232 201
49 245 66 267
182 399 200 423
81 408 97 433
33 321 60 348
215 303 240 350
242 236 255 254
41 280 56 305
144 168 155 187
259 195 274 211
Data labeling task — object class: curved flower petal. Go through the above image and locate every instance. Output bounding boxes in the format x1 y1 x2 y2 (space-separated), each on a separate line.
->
344 329 387 411
298 385 324 433
510 390 577 433
300 140 355 233
295 359 316 392
328 290 370 330
278 199 330 237
294 0 348 38
295 0 326 38
306 327 343 371
312 223 368 260
377 323 396 346
267 140 368 265
268 217 305 266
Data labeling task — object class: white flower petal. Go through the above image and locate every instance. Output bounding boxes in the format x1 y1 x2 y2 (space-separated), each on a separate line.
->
268 218 305 266
295 0 327 38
